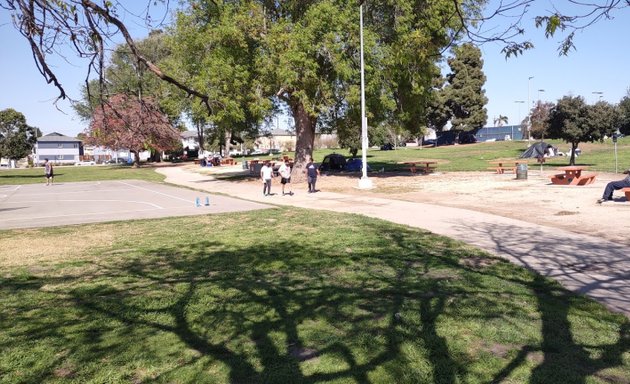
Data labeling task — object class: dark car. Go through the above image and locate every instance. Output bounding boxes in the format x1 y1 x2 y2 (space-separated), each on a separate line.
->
105 158 127 164
380 143 394 150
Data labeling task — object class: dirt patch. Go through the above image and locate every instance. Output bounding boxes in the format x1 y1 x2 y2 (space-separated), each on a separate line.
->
288 345 320 362
460 256 499 270
308 171 630 246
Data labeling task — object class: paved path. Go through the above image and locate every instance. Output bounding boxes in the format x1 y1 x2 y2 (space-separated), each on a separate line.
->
158 166 630 318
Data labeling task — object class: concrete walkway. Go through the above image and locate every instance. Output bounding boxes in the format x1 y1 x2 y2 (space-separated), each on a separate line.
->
157 166 630 318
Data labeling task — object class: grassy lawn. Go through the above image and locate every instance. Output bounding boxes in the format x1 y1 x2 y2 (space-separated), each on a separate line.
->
0 164 165 185
313 138 630 174
1 209 628 383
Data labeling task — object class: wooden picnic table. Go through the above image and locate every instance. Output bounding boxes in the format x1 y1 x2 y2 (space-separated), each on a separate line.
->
402 161 437 174
550 166 597 185
487 159 529 174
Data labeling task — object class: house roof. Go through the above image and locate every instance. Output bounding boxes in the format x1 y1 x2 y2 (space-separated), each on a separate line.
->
37 132 80 142
268 129 295 137
181 131 198 139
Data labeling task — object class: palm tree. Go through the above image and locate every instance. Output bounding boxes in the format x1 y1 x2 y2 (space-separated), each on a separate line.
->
494 115 508 127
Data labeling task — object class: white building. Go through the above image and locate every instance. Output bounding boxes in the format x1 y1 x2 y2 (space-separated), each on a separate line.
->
34 132 83 165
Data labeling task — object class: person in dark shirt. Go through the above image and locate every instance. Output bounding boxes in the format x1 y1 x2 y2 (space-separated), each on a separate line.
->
304 156 320 193
44 158 54 186
597 169 630 204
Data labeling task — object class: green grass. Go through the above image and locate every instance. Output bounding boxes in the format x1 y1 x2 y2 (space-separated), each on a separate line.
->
0 164 165 185
313 137 630 173
1 209 628 383
3 138 628 185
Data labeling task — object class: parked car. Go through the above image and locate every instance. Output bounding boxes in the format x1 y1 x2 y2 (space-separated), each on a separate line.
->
105 158 127 164
75 160 96 166
380 143 394 150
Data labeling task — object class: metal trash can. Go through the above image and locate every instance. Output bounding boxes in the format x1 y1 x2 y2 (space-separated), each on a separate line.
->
242 160 248 170
516 163 528 180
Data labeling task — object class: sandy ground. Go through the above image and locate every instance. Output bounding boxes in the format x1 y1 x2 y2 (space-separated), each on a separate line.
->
221 165 629 246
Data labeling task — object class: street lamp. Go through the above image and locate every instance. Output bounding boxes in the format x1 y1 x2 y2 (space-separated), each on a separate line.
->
527 76 534 141
592 91 603 102
358 0 373 189
537 89 545 101
514 100 525 140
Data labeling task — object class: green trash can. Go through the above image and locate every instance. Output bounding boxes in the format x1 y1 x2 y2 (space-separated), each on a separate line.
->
516 163 528 180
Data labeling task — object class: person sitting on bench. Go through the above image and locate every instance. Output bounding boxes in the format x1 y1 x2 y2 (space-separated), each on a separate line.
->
597 169 630 204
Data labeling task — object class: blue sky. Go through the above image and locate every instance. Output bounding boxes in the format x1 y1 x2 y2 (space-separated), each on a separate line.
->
1 1 629 137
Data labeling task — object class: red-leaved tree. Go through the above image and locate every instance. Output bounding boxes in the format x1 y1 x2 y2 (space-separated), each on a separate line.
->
86 94 181 166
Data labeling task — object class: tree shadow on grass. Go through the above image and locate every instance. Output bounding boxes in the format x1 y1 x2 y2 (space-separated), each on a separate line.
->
0 219 628 383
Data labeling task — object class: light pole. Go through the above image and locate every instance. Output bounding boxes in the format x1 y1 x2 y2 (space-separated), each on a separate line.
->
592 91 603 103
514 100 525 140
527 76 534 141
537 89 545 102
358 0 373 189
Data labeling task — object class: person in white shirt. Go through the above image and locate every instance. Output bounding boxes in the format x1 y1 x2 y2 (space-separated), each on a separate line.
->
260 161 274 196
278 160 293 196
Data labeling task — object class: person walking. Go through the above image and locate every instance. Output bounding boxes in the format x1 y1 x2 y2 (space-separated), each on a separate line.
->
44 158 54 186
597 169 630 203
278 160 293 196
304 156 320 193
260 160 274 196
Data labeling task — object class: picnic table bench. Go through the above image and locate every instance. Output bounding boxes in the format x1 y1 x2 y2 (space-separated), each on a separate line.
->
487 160 528 174
550 166 597 185
402 161 437 174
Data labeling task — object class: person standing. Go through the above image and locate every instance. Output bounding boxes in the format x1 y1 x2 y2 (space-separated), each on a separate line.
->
260 160 274 196
278 160 293 196
304 157 320 193
44 158 54 186
597 169 630 204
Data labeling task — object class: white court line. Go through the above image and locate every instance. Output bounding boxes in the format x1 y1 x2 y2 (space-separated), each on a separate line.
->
15 188 138 197
0 185 21 192
118 180 196 203
0 207 164 223
1 199 164 209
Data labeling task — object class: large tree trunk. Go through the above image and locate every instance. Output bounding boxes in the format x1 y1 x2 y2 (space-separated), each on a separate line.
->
195 122 205 153
224 131 232 158
290 100 317 183
131 150 140 167
569 142 578 166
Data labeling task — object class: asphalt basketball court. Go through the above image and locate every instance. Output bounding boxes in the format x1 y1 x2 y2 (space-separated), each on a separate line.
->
0 180 271 230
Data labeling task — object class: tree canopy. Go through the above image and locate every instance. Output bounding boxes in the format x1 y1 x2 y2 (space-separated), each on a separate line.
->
86 94 181 166
443 43 488 133
4 0 630 172
547 96 619 165
529 101 554 140
0 108 40 162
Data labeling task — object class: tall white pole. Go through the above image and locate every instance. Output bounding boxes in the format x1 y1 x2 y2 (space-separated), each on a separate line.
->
527 76 533 142
358 2 373 189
